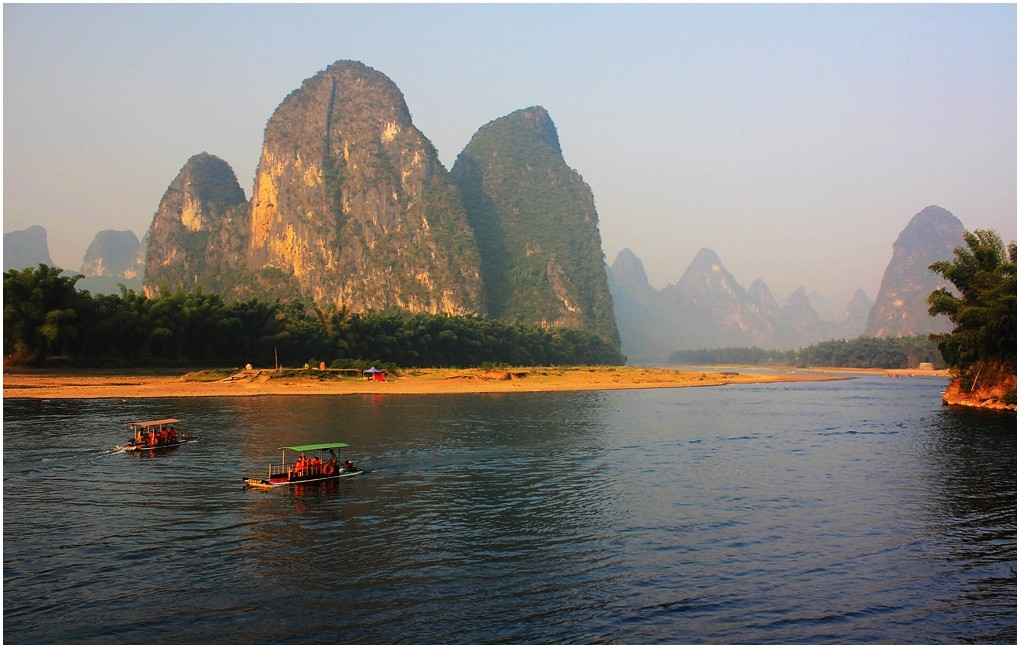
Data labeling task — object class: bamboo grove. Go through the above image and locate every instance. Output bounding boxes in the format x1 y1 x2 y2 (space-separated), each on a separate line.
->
3 265 626 368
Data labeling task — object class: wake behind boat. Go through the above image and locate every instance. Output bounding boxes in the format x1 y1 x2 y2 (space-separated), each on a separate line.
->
117 418 199 452
244 442 363 489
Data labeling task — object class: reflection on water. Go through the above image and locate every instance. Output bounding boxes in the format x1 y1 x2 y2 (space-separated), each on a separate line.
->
3 378 1015 644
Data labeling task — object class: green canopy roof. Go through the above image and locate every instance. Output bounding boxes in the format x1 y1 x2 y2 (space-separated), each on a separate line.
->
280 443 350 453
126 418 181 429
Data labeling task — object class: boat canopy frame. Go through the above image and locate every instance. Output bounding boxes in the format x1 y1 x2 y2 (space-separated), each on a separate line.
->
279 442 350 453
126 418 181 430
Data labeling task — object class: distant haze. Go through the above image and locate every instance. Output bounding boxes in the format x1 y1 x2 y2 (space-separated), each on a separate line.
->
4 4 1015 305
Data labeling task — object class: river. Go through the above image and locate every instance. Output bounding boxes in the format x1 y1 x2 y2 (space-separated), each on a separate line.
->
3 375 1015 643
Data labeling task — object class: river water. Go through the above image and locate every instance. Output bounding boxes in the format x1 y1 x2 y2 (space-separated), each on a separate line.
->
3 375 1015 643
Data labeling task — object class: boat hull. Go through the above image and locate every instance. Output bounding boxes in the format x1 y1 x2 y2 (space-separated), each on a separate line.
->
244 469 364 489
117 437 200 452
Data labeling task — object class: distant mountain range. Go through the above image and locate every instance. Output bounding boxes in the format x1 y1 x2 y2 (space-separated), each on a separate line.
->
607 247 872 363
606 205 965 363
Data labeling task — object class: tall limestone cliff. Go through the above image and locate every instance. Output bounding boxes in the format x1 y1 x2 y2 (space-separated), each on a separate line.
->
143 153 248 296
247 60 483 314
141 61 625 344
451 106 619 343
865 205 963 337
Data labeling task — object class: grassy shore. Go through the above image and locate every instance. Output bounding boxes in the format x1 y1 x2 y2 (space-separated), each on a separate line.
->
2 366 851 399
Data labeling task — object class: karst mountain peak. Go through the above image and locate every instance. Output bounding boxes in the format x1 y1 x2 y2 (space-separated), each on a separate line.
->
141 60 618 344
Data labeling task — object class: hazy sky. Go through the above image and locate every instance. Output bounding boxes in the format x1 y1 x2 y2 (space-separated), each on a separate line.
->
4 4 1016 305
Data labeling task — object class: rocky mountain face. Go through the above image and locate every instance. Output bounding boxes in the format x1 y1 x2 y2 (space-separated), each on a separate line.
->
451 106 619 343
245 60 483 314
864 205 963 337
143 153 248 297
4 225 53 270
608 248 871 364
78 229 144 294
140 60 617 344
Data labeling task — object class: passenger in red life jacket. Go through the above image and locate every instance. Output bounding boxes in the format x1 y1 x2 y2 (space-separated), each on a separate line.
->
169 427 178 443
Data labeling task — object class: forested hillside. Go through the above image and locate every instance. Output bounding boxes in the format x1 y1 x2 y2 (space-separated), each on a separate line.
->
451 106 619 344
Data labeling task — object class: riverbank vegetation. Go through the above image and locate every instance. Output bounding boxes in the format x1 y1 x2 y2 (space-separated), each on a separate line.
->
3 265 625 368
927 229 1016 408
668 335 944 370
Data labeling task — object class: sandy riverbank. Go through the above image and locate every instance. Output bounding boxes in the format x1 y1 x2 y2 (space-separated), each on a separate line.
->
2 366 848 400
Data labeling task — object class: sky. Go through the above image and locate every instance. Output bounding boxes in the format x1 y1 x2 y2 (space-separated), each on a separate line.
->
4 4 1016 309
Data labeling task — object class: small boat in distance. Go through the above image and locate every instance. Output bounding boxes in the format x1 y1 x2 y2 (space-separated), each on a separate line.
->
117 418 199 452
244 442 363 489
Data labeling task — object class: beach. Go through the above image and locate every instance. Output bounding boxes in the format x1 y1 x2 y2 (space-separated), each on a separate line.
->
2 366 849 399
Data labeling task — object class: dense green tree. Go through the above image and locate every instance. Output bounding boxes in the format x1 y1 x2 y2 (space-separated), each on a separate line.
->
928 229 1016 396
3 265 624 368
3 265 84 364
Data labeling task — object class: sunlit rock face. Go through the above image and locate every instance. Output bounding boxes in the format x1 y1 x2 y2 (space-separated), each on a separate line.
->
247 60 483 315
452 106 619 343
143 152 247 297
865 205 963 338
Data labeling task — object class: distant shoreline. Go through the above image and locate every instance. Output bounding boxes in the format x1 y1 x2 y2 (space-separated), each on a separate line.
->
2 366 853 400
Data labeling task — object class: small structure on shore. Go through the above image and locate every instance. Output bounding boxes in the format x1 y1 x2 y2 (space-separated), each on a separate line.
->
363 367 386 381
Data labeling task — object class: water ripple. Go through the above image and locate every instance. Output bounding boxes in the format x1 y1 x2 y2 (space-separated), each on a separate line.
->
3 381 1015 644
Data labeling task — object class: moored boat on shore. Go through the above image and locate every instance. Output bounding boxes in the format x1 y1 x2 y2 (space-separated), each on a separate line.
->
244 442 363 488
117 418 199 452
